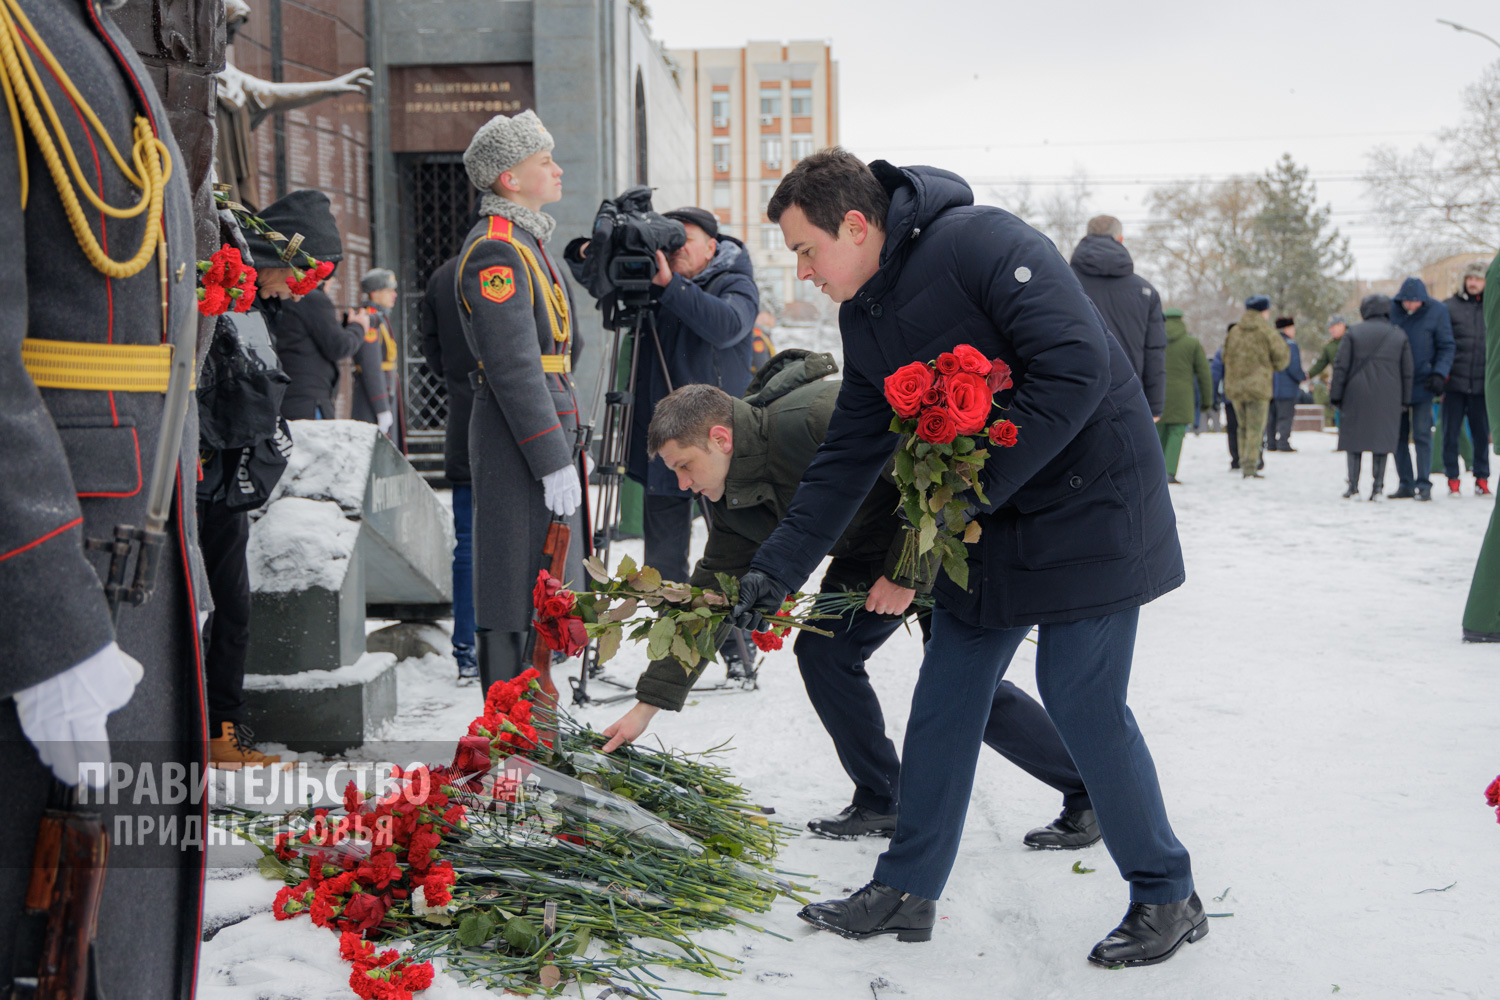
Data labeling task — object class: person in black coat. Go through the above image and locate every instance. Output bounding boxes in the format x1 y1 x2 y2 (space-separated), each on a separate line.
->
1266 317 1306 452
1441 261 1489 494
418 253 480 678
1070 216 1166 419
739 150 1198 965
1330 296 1413 499
1389 276 1455 499
626 206 759 587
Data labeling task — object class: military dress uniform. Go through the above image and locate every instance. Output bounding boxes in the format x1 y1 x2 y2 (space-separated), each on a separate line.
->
0 0 206 996
350 303 396 432
456 213 585 686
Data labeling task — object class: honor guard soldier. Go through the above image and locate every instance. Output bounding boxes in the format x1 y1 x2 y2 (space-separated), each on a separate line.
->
457 110 585 689
350 267 402 446
0 0 207 995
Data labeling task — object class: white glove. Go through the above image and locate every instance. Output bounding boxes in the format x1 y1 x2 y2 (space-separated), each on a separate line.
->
541 465 582 516
377 410 394 435
14 642 144 787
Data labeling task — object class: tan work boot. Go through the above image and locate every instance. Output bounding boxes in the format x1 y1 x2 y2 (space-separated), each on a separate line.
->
209 721 283 769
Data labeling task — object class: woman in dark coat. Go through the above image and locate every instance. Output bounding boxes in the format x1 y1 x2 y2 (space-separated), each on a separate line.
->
1330 295 1415 499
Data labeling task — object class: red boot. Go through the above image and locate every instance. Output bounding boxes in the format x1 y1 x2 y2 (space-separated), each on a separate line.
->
1449 478 1462 496
1477 478 1491 496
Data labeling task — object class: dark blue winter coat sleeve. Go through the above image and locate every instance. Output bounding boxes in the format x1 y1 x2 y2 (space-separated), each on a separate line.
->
1286 341 1305 383
748 367 893 591
955 214 1112 511
1433 304 1456 378
657 271 757 349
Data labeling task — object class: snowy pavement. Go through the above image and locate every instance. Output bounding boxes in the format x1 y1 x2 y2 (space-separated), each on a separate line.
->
200 427 1500 1000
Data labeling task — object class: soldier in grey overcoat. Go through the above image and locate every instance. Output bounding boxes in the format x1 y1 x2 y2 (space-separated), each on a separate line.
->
1331 294 1415 499
456 110 585 688
0 0 207 995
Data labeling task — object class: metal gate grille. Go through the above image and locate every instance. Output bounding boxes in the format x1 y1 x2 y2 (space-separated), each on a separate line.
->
397 154 478 444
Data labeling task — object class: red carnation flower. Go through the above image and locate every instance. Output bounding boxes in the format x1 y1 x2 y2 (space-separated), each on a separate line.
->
883 361 934 419
952 344 992 376
751 629 784 652
987 418 1019 448
402 962 436 991
915 407 958 444
355 850 400 890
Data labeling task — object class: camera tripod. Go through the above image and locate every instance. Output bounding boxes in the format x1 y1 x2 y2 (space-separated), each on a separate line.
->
570 294 673 707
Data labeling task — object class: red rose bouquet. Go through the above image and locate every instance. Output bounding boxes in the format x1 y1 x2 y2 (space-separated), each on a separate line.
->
1486 774 1500 824
885 344 1018 590
531 569 589 658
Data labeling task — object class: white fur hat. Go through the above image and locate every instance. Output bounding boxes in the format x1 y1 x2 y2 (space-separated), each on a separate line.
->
463 110 554 192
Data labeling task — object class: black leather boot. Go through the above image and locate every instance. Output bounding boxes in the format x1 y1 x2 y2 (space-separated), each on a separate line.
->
1023 807 1102 850
1087 892 1208 967
807 804 898 839
798 880 935 941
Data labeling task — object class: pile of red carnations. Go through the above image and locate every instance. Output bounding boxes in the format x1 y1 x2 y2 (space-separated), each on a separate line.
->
196 244 258 316
340 932 436 1000
287 258 336 295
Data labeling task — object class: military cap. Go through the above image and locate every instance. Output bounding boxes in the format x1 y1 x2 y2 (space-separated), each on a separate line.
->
1244 294 1271 311
360 268 397 294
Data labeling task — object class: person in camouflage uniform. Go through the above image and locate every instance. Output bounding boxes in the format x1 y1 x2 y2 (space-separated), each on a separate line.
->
1463 249 1500 641
599 352 1096 846
1158 308 1212 482
1222 295 1289 479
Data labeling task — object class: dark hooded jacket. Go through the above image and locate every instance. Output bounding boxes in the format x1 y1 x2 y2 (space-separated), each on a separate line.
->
418 255 478 483
1330 295 1413 454
750 164 1183 628
1443 280 1486 396
262 288 361 420
1389 277 1455 404
629 235 760 495
1070 234 1166 417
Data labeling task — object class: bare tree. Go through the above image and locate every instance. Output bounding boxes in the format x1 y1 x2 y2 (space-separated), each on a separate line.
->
984 170 1093 256
1365 59 1500 265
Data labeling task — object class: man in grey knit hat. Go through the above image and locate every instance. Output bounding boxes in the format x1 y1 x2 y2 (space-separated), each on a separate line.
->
456 110 586 690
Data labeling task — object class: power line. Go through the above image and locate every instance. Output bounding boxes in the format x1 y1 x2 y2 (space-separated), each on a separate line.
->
859 130 1439 153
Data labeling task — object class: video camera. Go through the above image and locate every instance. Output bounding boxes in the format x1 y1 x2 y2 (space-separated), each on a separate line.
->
564 186 686 330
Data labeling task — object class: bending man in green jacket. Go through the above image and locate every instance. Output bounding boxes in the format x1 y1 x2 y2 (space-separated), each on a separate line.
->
601 351 1095 845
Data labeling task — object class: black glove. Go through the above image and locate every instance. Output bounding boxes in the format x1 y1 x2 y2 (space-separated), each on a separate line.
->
729 570 788 633
1425 373 1447 396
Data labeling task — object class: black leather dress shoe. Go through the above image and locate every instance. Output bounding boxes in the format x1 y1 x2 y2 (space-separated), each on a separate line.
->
1087 892 1208 967
807 804 898 839
1023 808 1101 850
798 880 935 941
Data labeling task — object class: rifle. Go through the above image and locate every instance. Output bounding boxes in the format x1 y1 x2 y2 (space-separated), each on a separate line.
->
528 425 592 702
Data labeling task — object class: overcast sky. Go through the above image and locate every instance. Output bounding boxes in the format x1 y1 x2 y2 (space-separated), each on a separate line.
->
650 0 1499 277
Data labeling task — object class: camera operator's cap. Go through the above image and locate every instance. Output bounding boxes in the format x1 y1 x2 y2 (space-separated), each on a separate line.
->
1274 316 1296 329
241 188 343 268
1244 294 1271 311
662 206 719 239
1328 313 1349 328
361 268 397 294
464 110 554 192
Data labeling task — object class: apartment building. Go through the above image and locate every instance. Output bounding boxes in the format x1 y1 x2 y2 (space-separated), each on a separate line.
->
668 40 840 315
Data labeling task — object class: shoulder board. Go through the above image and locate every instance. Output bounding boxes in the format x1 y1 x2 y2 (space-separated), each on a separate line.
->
486 216 515 243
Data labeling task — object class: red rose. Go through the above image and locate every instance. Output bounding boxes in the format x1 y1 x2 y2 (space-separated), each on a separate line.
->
542 592 575 619
532 569 562 612
915 407 958 444
935 352 961 376
920 387 945 408
952 344 992 376
986 358 1014 394
533 617 565 653
944 371 993 434
987 418 1019 448
452 734 491 775
883 362 934 419
1486 775 1500 808
355 850 400 890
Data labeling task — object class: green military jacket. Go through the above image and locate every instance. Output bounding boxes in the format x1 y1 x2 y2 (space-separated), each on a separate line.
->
1306 337 1341 380
1222 309 1290 402
636 351 928 711
1161 311 1212 426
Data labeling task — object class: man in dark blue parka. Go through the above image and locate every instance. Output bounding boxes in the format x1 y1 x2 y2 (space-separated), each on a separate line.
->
732 149 1200 966
1389 276 1456 500
628 207 759 584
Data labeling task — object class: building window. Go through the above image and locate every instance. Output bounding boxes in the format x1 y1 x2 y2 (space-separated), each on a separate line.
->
762 225 783 251
713 181 731 209
760 180 778 212
791 135 815 162
761 137 782 166
759 89 781 117
789 87 812 116
712 138 731 173
711 95 729 126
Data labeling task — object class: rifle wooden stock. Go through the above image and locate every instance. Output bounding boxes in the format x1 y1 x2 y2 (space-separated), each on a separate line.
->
531 516 570 701
19 807 108 1000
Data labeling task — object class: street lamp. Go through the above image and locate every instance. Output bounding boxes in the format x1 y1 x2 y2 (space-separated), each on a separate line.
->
1437 18 1500 51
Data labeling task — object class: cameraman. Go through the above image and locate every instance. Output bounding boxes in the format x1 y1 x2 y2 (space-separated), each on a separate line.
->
631 206 759 586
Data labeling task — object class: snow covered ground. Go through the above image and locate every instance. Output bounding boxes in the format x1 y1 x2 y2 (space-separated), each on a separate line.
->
200 427 1500 1000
